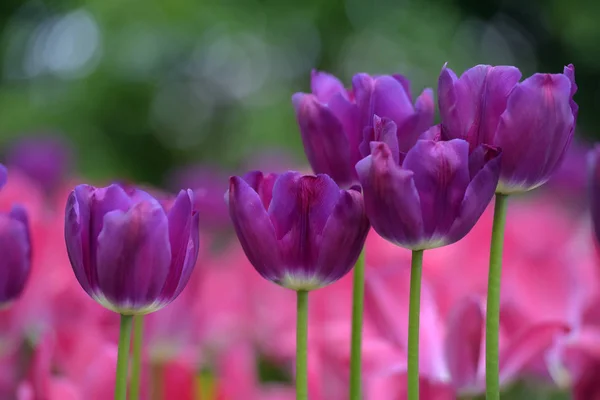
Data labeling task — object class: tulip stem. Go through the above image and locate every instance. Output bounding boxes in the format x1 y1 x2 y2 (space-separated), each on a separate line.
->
130 315 144 400
151 362 164 400
485 194 509 400
408 249 424 400
296 290 309 400
195 368 216 400
116 314 133 400
349 247 366 399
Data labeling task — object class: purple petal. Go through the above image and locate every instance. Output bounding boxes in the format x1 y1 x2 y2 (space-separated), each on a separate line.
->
396 88 435 152
315 189 370 284
445 297 484 390
328 93 362 167
292 93 356 186
589 146 600 244
160 190 194 299
402 139 471 241
228 176 281 281
0 209 31 304
353 74 414 134
359 115 400 163
356 142 424 248
563 64 578 122
310 69 348 103
447 147 500 244
168 211 200 301
439 64 521 149
392 74 413 102
495 73 574 193
65 185 95 294
95 201 171 312
0 164 6 190
419 124 442 141
268 172 341 271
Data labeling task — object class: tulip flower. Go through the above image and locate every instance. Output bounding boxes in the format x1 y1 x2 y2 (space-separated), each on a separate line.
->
6 136 72 194
64 183 200 400
589 146 600 243
228 170 370 400
357 137 501 400
0 206 31 307
438 63 578 400
292 70 433 189
0 164 6 190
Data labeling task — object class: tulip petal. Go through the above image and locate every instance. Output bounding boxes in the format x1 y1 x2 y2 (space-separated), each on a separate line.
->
65 185 95 294
269 172 341 271
0 210 30 303
328 93 362 166
160 190 193 299
0 164 6 189
292 93 355 185
310 69 348 103
241 171 278 209
396 88 435 152
563 64 578 121
590 147 600 243
392 73 413 101
495 73 574 193
445 297 484 390
356 142 424 248
439 65 521 149
359 115 399 162
402 139 471 242
228 176 281 281
96 201 171 312
447 147 500 244
316 189 369 284
499 322 570 384
169 211 200 300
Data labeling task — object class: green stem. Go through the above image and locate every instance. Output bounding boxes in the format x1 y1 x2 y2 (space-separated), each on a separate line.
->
349 247 366 400
116 314 134 400
296 290 309 400
408 249 424 400
195 368 216 400
485 194 509 400
129 315 144 400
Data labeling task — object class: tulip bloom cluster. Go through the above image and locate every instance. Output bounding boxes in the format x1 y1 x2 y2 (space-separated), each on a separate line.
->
0 61 584 400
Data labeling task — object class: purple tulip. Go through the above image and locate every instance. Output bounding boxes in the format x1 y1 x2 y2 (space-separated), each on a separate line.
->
589 146 600 243
438 64 577 194
292 70 433 187
0 206 31 306
228 170 370 290
356 137 501 250
6 136 72 193
0 164 6 190
64 184 200 315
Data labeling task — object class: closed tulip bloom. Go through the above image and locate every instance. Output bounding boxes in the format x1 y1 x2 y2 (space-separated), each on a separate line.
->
228 171 370 290
438 64 577 194
356 138 501 250
0 206 31 307
64 184 200 315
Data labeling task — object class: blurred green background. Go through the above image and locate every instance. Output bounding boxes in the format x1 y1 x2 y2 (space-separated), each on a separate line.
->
0 0 596 186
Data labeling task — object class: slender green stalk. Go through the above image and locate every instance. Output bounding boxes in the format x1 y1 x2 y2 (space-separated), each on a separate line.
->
408 249 424 400
349 248 366 400
296 290 309 400
151 362 163 400
485 194 509 400
195 368 216 400
116 314 134 400
129 315 144 400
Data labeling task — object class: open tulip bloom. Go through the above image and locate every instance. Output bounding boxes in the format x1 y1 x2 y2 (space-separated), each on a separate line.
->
357 136 501 400
437 63 578 399
64 183 200 400
228 170 370 399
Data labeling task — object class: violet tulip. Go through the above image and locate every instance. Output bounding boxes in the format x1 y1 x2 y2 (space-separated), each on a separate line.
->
228 171 369 290
0 206 31 307
228 170 369 400
438 64 577 194
356 137 501 250
292 70 433 187
0 164 6 190
64 184 200 315
589 145 600 243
